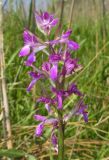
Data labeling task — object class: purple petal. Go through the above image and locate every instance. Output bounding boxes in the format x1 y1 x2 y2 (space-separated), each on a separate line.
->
76 100 88 122
34 115 46 121
68 83 82 96
27 73 43 92
57 94 63 109
50 18 58 26
67 40 80 50
61 30 72 39
51 133 58 147
43 12 50 20
49 39 60 45
35 12 42 24
35 11 58 34
42 62 51 72
35 123 44 137
45 104 51 113
37 97 51 104
25 53 36 66
28 71 38 78
23 29 38 46
50 64 58 81
45 118 58 126
33 44 46 53
83 112 88 122
49 54 61 63
27 79 37 92
19 45 30 57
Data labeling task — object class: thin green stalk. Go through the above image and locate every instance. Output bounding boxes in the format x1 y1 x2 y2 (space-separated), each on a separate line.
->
58 110 64 160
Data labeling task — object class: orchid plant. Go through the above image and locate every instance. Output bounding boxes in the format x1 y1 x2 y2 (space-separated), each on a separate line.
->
19 11 88 160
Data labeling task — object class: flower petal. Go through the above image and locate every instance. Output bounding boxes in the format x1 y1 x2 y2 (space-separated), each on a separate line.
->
42 62 51 72
34 115 46 121
67 40 80 50
23 29 38 46
27 79 37 92
25 53 36 66
33 45 46 53
19 45 30 57
50 64 58 81
57 93 63 110
83 112 88 122
61 30 72 39
45 104 51 113
51 133 58 147
35 123 44 137
50 18 58 26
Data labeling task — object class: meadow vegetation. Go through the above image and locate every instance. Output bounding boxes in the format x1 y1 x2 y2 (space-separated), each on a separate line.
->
1 0 109 159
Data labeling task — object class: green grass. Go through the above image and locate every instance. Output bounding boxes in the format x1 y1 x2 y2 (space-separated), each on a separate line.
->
1 7 109 160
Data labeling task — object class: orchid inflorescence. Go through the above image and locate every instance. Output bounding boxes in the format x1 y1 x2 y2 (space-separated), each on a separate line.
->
19 11 88 152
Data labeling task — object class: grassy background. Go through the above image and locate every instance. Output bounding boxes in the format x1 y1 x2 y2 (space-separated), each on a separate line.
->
1 0 109 159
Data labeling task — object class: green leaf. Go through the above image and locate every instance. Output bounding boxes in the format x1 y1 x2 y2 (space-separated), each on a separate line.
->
27 155 37 160
6 49 20 67
0 149 25 158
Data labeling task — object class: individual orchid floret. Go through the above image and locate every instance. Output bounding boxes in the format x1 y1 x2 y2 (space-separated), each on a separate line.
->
67 40 80 50
67 83 83 97
19 29 46 58
27 71 43 92
35 115 58 137
37 96 55 113
42 61 58 81
50 64 58 81
51 87 64 110
49 30 72 45
35 11 58 35
19 29 37 57
49 30 79 51
62 57 80 76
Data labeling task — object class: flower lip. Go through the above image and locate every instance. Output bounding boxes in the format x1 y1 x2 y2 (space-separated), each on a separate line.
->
35 122 44 137
24 53 36 66
19 45 30 57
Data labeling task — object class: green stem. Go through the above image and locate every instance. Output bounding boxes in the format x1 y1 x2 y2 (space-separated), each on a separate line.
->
58 110 64 160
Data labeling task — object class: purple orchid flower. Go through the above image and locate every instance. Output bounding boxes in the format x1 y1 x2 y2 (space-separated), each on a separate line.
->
19 11 89 153
19 29 46 59
67 40 80 50
49 30 79 51
49 30 72 45
35 114 58 137
62 57 80 76
35 11 58 35
42 61 58 81
51 87 64 110
67 83 82 97
19 29 37 57
37 96 55 113
27 71 43 92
